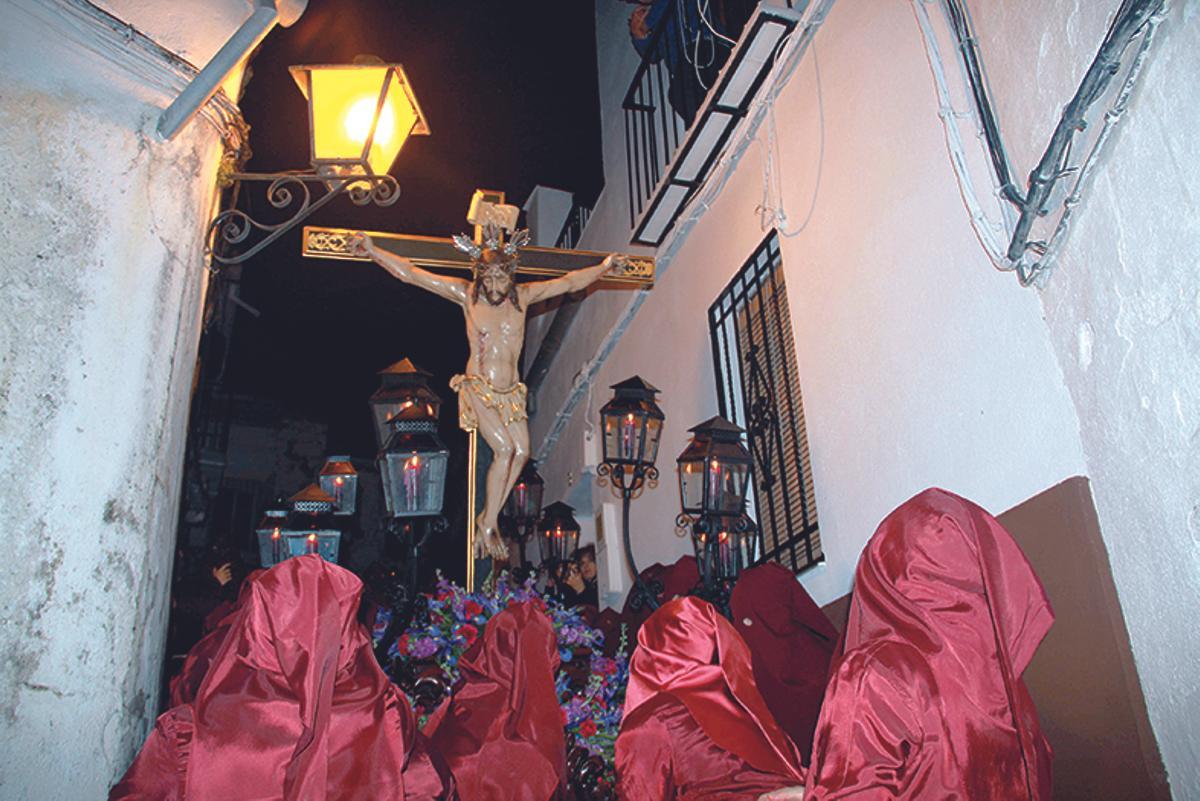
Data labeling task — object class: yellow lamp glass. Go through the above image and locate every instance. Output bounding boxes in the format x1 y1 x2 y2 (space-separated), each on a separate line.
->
289 63 429 177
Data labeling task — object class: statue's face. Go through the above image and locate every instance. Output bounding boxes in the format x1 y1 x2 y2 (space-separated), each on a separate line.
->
475 250 516 306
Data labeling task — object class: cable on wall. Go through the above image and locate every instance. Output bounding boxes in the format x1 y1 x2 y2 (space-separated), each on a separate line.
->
912 0 1169 286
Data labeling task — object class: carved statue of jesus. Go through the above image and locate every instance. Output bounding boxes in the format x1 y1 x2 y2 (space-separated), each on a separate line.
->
351 226 623 559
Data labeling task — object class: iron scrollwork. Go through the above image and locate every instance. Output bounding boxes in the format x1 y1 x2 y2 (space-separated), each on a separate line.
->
206 170 401 267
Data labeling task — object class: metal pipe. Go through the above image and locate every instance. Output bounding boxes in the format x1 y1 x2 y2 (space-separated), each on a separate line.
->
157 0 307 141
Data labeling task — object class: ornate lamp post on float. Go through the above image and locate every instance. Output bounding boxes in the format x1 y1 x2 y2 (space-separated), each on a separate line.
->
374 360 449 639
500 460 545 576
207 57 429 265
596 376 665 611
676 416 756 614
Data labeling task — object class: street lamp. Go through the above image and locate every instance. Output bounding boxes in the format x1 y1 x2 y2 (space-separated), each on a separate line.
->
207 57 429 265
596 376 665 611
676 416 755 612
319 455 358 515
501 460 545 571
538 501 581 568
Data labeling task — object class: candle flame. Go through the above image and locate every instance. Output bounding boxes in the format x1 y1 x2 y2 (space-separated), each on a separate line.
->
334 476 344 486
307 533 317 542
272 528 281 540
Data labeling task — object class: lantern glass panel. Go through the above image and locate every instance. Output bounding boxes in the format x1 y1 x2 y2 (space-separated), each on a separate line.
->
319 457 358 516
706 459 750 515
644 416 663 465
691 521 756 581
381 450 448 517
256 511 289 567
294 65 422 175
678 458 706 515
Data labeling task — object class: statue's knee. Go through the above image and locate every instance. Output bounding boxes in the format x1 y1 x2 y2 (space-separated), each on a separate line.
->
493 440 515 460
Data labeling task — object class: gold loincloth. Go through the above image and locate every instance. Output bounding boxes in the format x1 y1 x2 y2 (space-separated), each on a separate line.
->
449 374 529 431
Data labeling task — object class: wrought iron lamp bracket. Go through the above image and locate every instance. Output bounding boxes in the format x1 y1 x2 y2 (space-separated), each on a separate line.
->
206 169 401 267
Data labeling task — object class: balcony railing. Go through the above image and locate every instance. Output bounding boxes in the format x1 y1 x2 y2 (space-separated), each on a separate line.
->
623 2 806 246
555 201 593 250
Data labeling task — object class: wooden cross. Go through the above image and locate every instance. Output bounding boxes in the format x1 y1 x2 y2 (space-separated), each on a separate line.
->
301 197 654 588
300 228 656 287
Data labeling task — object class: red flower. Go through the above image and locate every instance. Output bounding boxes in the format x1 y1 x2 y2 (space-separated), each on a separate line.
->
578 719 598 738
459 624 479 646
396 634 410 656
464 600 484 618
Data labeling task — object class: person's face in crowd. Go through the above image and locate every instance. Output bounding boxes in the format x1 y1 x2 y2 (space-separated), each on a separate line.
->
562 561 586 593
579 552 597 582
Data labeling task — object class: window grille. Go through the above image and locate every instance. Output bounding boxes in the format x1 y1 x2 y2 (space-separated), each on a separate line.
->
708 231 822 572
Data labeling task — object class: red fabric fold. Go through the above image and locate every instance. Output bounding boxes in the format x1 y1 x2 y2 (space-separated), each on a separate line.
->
729 562 838 764
111 555 454 801
806 488 1054 800
618 597 805 799
427 601 566 801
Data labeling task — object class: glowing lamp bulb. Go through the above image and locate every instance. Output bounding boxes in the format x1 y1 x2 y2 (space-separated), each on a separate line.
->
344 96 394 147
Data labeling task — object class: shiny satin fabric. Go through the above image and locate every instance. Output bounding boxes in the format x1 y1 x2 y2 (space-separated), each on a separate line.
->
617 597 805 799
621 556 702 635
427 601 567 801
729 563 839 764
806 488 1054 800
111 555 454 801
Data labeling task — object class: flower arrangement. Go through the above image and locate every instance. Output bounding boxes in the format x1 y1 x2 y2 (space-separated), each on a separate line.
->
384 572 629 792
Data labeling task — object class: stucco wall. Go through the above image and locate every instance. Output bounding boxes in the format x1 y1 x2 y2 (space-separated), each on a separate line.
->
0 1 251 796
531 0 1196 796
533 0 1086 604
969 1 1200 794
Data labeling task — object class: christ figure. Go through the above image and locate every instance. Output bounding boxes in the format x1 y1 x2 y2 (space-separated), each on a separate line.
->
351 226 623 559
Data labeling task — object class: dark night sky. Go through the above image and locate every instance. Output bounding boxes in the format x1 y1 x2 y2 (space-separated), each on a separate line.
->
223 0 604 463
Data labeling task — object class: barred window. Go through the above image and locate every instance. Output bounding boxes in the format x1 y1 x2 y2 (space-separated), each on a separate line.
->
708 231 823 572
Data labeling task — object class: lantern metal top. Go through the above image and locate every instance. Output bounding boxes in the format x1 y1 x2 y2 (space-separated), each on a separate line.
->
514 460 545 489
678 416 751 462
290 483 336 513
319 456 357 476
540 501 580 531
601 375 665 418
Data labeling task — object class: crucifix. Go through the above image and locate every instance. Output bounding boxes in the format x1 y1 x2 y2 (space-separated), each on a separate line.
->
302 190 654 588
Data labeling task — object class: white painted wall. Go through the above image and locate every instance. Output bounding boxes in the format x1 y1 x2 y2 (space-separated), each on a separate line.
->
967 1 1200 795
0 0 270 796
530 0 1198 795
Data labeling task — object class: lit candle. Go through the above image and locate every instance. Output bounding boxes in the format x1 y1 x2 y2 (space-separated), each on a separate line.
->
332 475 345 509
404 455 421 512
514 482 527 515
306 533 318 555
622 413 636 459
271 527 281 564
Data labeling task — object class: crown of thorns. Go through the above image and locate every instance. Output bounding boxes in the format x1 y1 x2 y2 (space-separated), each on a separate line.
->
452 223 530 278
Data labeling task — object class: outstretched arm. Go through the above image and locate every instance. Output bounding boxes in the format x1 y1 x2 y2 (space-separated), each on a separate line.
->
520 254 625 305
351 233 468 306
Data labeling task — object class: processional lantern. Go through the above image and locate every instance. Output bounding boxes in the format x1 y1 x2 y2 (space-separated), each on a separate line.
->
538 501 581 566
677 416 752 518
377 372 449 518
597 376 666 610
253 484 342 565
503 460 545 524
599 376 665 473
318 455 358 515
677 417 755 590
369 358 442 448
501 460 545 571
208 57 429 266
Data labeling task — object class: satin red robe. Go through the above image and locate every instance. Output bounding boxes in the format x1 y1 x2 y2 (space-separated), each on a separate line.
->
729 562 838 764
616 597 805 800
806 488 1054 800
426 601 567 801
110 555 454 801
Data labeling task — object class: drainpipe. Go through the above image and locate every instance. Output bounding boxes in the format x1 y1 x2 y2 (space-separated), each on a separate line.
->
156 0 308 141
524 294 584 414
